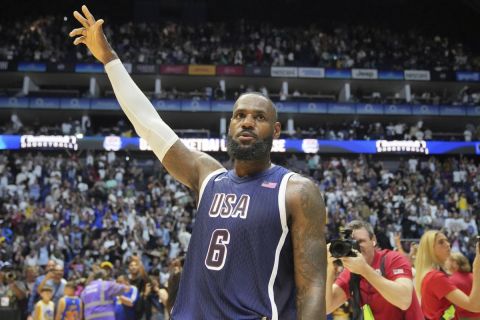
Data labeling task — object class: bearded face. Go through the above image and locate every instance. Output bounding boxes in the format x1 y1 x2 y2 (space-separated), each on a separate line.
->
227 132 273 161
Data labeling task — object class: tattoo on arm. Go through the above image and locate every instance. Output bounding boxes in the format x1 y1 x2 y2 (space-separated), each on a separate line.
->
290 178 327 319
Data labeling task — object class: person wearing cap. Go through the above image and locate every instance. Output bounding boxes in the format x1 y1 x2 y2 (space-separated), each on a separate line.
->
81 269 129 320
28 260 57 320
33 286 54 320
100 261 114 280
37 265 66 308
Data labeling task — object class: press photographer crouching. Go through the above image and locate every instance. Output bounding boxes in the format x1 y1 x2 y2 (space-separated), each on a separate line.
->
326 220 423 319
0 263 27 320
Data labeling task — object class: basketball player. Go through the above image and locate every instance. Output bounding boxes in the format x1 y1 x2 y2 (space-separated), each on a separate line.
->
69 5 326 319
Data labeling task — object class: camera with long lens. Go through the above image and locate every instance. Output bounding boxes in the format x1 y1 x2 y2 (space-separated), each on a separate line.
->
5 271 16 281
329 228 360 258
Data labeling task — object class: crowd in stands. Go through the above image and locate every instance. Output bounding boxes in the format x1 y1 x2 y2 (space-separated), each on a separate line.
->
2 112 479 142
286 121 480 142
1 16 479 70
0 150 478 317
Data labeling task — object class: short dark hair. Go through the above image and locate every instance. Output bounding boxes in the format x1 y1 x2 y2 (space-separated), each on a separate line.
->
92 269 108 281
116 272 130 283
65 282 76 290
346 220 375 239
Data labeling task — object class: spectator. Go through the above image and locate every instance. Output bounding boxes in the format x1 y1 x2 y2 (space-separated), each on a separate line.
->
142 276 168 320
54 282 82 320
11 113 23 133
415 231 480 318
33 286 54 320
37 265 66 308
28 260 56 318
0 264 27 311
446 252 480 319
127 256 148 319
114 274 137 320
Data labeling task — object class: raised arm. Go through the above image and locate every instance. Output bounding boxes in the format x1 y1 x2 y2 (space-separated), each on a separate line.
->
37 272 52 295
286 175 327 319
69 5 223 194
446 243 480 312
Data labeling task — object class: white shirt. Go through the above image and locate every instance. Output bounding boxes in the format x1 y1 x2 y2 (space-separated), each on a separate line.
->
25 254 38 267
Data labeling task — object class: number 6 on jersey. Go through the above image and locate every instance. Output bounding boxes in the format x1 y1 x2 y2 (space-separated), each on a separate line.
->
205 229 231 270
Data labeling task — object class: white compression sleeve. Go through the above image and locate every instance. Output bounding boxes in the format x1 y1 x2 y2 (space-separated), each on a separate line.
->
104 59 178 161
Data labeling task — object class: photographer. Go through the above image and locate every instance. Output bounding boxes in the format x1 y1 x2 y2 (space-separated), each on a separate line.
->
0 264 27 320
142 275 168 320
326 220 423 319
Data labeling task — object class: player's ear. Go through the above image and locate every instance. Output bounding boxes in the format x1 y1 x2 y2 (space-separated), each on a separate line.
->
273 122 281 139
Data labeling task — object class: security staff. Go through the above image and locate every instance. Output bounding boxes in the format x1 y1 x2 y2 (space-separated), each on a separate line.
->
80 270 129 320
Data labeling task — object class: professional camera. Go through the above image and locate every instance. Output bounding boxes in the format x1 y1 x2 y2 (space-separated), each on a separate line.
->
329 228 360 258
5 271 16 281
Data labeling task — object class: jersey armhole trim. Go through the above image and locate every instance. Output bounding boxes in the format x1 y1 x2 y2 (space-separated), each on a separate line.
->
197 168 228 209
268 171 295 320
278 172 295 229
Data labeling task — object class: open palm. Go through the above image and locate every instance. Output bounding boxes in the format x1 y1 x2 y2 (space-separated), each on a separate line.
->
69 5 117 64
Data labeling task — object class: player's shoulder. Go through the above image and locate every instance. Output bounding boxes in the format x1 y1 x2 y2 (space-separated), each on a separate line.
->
285 173 325 215
286 173 317 193
286 174 322 201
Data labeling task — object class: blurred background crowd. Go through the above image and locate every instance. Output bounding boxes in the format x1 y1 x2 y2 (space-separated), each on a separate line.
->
0 150 479 318
1 0 480 318
1 16 479 71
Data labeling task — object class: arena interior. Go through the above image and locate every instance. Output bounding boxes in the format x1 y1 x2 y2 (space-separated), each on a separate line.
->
0 0 480 319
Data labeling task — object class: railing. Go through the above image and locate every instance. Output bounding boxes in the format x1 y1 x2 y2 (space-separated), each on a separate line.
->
0 96 479 117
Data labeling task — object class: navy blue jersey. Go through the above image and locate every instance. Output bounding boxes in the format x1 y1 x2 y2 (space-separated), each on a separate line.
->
172 165 297 320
